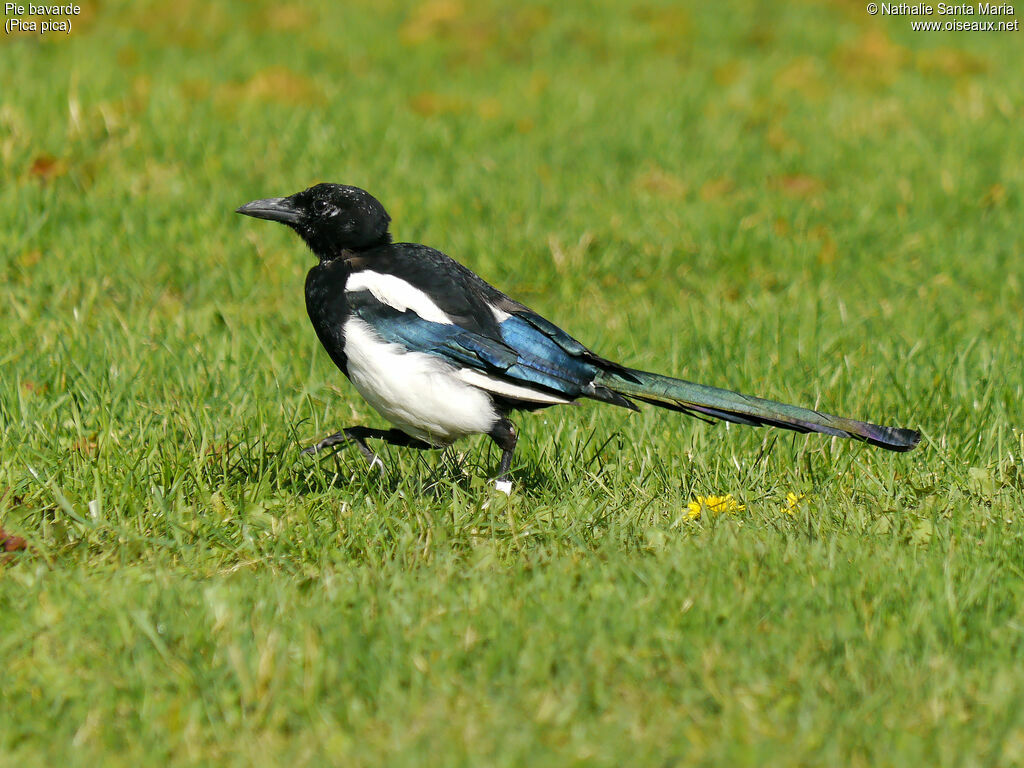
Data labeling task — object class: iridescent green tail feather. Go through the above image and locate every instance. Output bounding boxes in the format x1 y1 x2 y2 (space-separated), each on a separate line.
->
595 368 920 452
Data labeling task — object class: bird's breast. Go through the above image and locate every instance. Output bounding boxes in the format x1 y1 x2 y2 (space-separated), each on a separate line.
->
305 261 353 375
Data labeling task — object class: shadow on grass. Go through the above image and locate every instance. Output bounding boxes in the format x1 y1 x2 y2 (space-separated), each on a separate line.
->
216 420 626 502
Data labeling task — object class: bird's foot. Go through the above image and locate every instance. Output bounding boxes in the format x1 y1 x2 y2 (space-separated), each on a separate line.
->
301 434 346 456
488 421 517 497
483 478 513 509
301 429 385 470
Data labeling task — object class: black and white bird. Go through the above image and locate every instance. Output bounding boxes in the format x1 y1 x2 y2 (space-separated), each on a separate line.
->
237 183 920 492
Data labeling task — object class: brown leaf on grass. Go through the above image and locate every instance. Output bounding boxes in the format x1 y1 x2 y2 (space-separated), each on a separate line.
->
29 154 67 181
21 380 48 395
818 235 837 265
261 5 312 32
1 527 27 553
713 60 744 86
516 118 535 134
400 0 465 44
809 226 838 265
766 125 798 154
218 68 321 107
477 98 502 119
632 6 691 52
772 174 825 198
73 436 98 457
205 442 235 462
699 178 734 201
834 29 909 84
634 166 689 200
179 78 212 101
409 92 466 117
773 57 825 99
916 48 987 78
400 2 546 64
123 1 228 48
980 183 1007 209
117 46 140 68
18 250 42 268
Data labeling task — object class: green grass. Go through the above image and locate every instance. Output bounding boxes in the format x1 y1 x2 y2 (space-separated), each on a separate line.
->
2 0 1023 764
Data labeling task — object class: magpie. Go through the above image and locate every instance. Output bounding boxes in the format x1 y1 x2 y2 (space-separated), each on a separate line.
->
237 183 920 492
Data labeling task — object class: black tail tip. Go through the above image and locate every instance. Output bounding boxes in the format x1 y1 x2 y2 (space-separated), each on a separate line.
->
867 426 922 452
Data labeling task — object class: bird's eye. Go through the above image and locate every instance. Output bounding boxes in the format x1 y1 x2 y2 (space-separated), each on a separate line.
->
313 198 332 215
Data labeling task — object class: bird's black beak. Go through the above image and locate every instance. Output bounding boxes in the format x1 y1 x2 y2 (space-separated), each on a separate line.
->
236 197 303 225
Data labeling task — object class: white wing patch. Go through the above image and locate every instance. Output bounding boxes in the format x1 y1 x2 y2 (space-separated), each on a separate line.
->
347 271 453 325
489 303 512 322
456 369 571 405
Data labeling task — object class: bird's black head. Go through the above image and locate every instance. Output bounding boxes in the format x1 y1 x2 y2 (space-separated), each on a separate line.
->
236 183 392 259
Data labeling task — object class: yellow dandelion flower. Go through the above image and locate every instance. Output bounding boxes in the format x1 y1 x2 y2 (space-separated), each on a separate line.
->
687 494 745 519
781 492 805 515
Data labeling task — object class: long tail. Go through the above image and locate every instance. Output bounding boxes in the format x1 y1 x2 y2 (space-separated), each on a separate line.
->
594 367 920 452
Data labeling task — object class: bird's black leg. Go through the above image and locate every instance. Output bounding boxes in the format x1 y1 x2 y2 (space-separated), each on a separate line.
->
488 418 518 493
303 426 432 471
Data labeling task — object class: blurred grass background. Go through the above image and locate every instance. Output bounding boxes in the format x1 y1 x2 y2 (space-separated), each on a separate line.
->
1 0 1022 764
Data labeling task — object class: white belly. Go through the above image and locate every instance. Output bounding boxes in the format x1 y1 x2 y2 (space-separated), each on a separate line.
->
343 317 499 446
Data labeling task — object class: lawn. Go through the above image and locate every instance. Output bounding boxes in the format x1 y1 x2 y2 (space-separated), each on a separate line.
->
1 0 1023 764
